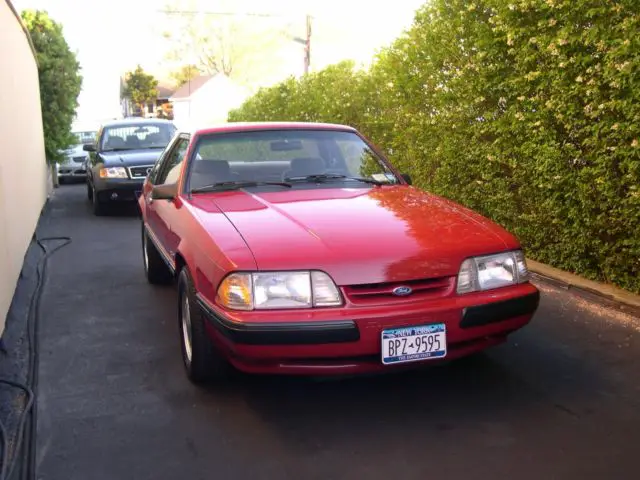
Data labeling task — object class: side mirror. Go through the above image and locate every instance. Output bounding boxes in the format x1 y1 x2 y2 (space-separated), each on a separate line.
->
151 182 178 201
83 143 96 152
401 173 412 185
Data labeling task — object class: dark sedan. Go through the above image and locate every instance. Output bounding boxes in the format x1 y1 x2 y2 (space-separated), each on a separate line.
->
84 118 177 215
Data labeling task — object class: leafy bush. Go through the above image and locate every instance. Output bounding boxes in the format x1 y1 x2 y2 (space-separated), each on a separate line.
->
229 0 640 293
21 10 83 164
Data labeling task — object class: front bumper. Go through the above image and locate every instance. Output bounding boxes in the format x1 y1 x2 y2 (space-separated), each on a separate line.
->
197 283 540 375
57 165 86 178
93 178 145 203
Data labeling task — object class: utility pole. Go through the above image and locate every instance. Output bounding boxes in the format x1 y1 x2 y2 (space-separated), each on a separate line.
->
304 14 311 75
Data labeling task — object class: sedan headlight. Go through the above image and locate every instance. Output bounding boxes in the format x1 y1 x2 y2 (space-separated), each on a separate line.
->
99 167 128 179
456 250 530 294
216 271 343 310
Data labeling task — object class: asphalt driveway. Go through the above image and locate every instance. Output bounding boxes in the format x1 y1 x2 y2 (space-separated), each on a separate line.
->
35 184 640 480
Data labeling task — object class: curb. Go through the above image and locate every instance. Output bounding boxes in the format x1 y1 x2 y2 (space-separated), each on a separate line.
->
527 259 640 317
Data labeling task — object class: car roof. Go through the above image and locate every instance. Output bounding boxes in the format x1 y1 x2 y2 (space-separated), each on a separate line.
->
100 117 176 128
180 121 358 137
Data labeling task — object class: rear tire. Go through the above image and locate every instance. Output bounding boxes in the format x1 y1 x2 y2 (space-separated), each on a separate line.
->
178 267 232 385
86 182 93 201
142 224 173 285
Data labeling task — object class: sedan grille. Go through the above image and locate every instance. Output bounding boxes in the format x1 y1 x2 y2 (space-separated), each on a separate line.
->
128 165 154 179
343 276 455 305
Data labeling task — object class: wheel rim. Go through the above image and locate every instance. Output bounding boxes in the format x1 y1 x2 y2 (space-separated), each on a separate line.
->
181 292 193 364
142 232 149 272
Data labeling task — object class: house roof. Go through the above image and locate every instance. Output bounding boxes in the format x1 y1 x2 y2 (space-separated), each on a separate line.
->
170 75 216 100
157 84 176 99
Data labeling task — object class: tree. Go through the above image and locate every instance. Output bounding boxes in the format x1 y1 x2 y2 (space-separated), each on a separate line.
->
170 64 202 88
21 10 83 164
160 0 291 86
123 65 159 115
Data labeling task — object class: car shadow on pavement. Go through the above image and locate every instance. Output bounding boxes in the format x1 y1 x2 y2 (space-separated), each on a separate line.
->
84 199 141 218
188 329 611 455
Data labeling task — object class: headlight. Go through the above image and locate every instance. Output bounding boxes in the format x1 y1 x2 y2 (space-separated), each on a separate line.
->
216 271 342 310
456 250 529 294
99 167 128 179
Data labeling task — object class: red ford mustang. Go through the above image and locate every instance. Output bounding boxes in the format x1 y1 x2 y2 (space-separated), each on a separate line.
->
138 122 540 384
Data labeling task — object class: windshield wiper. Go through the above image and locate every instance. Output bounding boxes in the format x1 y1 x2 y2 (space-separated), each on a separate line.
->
102 147 136 152
284 173 383 186
191 180 292 193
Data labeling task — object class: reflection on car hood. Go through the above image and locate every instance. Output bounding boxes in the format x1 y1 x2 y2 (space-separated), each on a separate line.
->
100 149 163 167
58 144 87 165
191 186 519 285
64 144 83 155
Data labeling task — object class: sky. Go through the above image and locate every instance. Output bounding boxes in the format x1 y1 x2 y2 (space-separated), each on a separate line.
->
12 0 426 125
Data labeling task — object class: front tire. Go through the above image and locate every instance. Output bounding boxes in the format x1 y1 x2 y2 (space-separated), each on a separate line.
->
178 267 232 385
141 224 173 285
91 185 107 216
92 197 106 216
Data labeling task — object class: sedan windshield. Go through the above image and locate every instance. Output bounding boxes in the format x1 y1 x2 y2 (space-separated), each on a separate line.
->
187 129 400 192
101 123 176 151
73 131 96 145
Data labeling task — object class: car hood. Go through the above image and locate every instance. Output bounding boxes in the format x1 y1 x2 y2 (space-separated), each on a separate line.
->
63 144 83 155
100 149 163 166
58 145 86 164
191 186 519 286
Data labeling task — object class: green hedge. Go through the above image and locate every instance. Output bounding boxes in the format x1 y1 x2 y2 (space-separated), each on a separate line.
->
229 0 640 294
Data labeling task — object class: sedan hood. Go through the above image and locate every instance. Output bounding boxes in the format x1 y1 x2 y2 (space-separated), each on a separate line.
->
100 149 163 167
192 186 519 286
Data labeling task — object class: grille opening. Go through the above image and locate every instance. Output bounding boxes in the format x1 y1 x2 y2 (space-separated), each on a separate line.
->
129 165 154 178
344 276 454 305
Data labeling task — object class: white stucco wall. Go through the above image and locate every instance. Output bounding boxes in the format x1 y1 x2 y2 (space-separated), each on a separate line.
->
0 0 48 336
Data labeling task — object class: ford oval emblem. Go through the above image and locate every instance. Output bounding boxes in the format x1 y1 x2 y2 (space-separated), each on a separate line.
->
392 286 413 296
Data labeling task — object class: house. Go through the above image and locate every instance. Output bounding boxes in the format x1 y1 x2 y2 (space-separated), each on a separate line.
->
155 84 175 119
119 76 175 119
169 74 250 129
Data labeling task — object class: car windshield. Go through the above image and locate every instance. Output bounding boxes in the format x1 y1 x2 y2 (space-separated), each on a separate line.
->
187 129 400 191
101 123 176 151
73 131 96 145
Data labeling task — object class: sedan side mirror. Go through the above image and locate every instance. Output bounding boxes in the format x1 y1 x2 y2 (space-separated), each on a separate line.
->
401 173 412 185
151 182 178 201
83 143 96 152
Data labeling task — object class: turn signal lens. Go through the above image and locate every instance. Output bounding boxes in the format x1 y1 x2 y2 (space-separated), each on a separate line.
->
217 273 252 310
514 250 530 282
311 271 342 306
456 258 478 294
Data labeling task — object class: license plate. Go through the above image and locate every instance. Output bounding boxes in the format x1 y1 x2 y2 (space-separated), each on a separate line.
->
381 323 447 365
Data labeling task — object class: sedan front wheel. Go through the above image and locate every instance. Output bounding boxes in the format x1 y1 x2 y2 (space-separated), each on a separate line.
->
177 266 232 385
